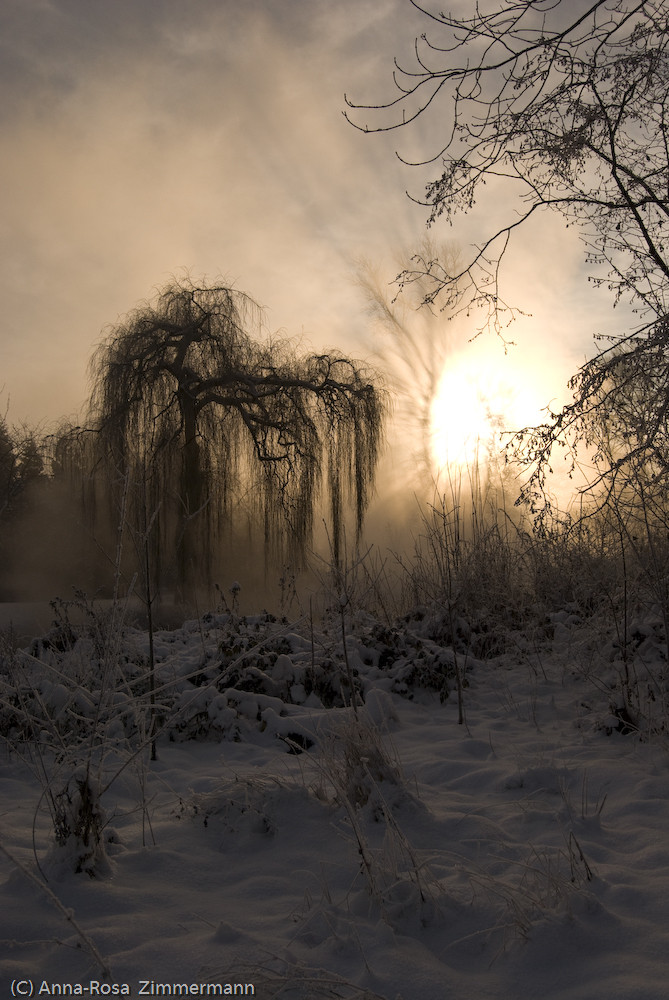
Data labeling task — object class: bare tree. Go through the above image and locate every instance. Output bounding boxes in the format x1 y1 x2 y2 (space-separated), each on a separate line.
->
346 0 669 502
0 419 15 518
512 313 669 516
86 277 385 601
0 423 47 517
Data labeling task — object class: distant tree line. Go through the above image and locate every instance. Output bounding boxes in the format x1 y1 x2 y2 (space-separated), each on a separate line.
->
0 421 45 517
0 419 94 601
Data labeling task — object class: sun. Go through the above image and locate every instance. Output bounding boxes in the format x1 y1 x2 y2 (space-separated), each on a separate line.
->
429 350 545 473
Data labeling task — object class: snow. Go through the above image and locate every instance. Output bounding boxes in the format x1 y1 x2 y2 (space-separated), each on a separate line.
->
1 605 669 998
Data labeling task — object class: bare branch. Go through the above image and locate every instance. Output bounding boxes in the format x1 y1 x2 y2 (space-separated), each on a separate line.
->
346 0 669 327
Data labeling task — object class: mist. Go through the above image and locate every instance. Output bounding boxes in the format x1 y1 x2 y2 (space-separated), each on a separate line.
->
0 0 620 621
0 0 423 424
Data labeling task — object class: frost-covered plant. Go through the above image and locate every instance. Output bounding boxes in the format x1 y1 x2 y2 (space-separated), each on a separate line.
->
465 839 595 954
51 770 109 877
317 715 402 809
201 958 386 999
313 714 442 922
0 587 156 877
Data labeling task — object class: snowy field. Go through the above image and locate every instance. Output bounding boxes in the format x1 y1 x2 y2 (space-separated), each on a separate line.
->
1 603 668 999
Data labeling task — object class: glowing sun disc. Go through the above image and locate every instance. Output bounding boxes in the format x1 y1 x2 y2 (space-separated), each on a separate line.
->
430 354 543 472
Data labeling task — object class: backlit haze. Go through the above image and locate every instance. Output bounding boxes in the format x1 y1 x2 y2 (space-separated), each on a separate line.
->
1 0 618 491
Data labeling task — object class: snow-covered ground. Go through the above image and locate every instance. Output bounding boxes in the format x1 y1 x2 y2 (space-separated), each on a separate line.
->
1 604 668 999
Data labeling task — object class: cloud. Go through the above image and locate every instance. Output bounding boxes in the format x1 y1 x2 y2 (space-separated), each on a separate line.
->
0 0 617 451
1 0 431 422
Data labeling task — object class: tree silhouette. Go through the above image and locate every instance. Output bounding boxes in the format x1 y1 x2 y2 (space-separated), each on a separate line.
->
86 278 385 600
0 420 15 517
346 0 669 505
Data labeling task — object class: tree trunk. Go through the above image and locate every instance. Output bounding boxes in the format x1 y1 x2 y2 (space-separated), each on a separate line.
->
177 394 205 604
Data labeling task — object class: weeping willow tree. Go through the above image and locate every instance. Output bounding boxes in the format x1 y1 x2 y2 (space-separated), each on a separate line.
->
86 277 385 601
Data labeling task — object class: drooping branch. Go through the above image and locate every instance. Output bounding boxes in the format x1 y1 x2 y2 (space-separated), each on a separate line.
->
85 278 385 598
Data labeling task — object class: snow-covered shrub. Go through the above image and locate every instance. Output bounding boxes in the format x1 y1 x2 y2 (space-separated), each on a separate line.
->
0 595 153 876
316 714 403 810
49 769 109 878
175 772 313 839
312 713 442 926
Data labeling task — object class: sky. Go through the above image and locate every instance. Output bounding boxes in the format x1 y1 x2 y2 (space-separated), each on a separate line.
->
0 0 620 484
